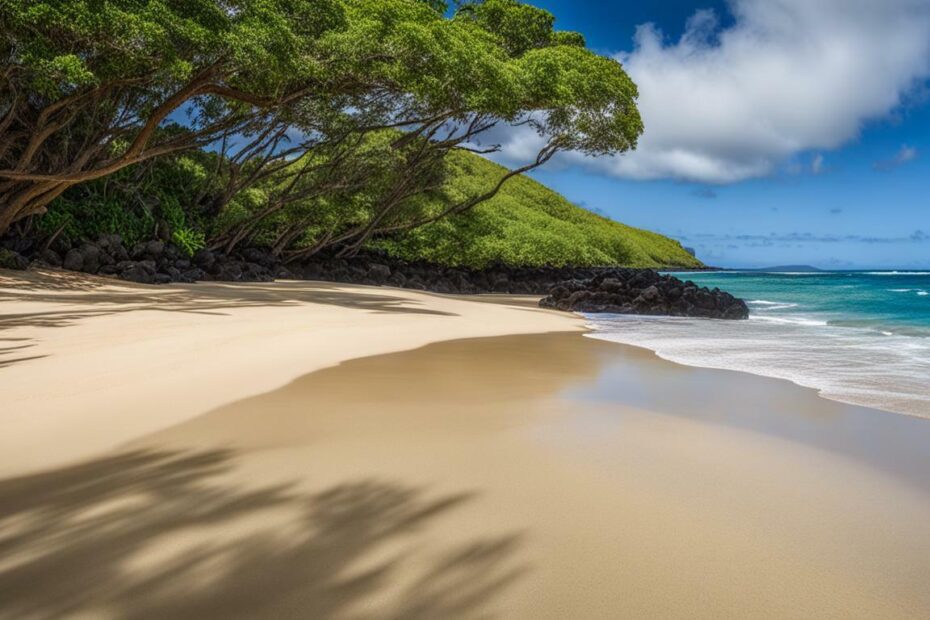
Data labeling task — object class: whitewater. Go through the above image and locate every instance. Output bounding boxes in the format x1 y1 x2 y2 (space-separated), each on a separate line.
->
585 271 930 418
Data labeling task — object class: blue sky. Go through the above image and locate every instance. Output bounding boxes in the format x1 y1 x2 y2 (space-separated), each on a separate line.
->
513 0 930 269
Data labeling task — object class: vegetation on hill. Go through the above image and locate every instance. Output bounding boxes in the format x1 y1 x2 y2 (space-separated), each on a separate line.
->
36 147 701 269
376 152 702 268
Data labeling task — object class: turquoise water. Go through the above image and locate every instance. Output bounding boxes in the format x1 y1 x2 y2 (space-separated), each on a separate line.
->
584 271 930 417
682 271 930 337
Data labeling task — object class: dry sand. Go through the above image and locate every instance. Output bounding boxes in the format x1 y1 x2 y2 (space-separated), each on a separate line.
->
0 269 582 476
2 269 930 619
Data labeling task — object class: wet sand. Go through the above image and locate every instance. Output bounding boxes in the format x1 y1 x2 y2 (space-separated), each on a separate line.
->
3 327 930 618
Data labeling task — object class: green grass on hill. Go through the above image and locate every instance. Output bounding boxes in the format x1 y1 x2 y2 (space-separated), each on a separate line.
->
376 151 703 269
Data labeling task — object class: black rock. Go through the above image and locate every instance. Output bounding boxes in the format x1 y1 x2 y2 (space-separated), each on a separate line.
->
1 236 34 255
539 271 748 320
120 264 155 284
132 240 165 260
367 263 391 283
193 249 216 270
37 248 63 267
387 271 408 288
216 262 243 281
240 247 273 266
182 268 207 282
0 249 29 270
77 243 102 273
63 249 84 271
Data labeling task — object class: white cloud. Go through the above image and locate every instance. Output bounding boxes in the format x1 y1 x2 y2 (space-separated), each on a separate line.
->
899 145 920 162
811 154 825 175
497 0 930 184
874 144 919 170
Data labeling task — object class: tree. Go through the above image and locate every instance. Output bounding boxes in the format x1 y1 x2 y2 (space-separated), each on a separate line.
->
283 0 644 258
1 0 643 262
0 0 347 235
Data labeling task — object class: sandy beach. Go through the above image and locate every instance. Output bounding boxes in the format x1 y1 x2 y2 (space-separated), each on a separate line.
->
0 269 582 476
3 270 930 619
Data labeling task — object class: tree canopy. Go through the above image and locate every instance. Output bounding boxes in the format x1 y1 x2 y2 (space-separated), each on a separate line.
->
0 0 644 260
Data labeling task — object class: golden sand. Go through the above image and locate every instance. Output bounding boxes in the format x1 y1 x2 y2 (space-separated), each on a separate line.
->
2 271 929 618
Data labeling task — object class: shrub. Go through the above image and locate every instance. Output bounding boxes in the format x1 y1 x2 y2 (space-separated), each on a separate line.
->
172 228 206 257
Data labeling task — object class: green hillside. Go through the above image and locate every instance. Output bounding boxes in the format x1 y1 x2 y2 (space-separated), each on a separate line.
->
377 152 703 269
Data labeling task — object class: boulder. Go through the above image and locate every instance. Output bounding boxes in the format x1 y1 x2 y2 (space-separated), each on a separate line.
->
366 263 391 283
216 262 243 281
182 268 208 282
193 249 216 270
63 248 84 271
77 243 102 273
120 264 155 284
37 248 63 267
540 271 748 320
0 248 29 270
132 240 165 260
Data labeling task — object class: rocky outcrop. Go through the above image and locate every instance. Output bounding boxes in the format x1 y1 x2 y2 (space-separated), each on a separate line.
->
2 233 747 320
539 271 749 320
9 234 289 285
0 248 29 270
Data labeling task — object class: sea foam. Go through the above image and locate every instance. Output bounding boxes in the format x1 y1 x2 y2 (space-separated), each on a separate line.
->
586 270 930 419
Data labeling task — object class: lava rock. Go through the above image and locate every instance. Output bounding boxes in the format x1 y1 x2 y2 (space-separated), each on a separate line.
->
0 248 29 270
539 271 748 320
37 248 63 267
366 263 391 283
120 263 155 284
63 248 85 271
132 240 165 260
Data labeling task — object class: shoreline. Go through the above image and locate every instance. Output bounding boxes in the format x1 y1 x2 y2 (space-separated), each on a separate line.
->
3 272 930 617
583 268 930 419
2 328 929 617
585 330 930 421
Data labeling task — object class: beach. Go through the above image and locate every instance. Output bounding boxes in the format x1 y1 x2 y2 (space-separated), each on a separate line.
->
3 271 930 619
0 270 583 476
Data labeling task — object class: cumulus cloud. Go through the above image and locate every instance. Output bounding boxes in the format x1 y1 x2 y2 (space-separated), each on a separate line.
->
609 0 930 183
873 144 920 171
494 0 930 184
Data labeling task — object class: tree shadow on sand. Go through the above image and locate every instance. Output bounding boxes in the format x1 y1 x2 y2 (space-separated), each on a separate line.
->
0 337 46 368
0 275 455 336
0 450 525 619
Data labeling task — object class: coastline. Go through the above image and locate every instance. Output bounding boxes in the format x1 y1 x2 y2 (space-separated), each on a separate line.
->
641 270 930 418
3 271 930 618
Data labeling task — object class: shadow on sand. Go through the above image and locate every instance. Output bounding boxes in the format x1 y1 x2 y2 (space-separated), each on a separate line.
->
0 274 456 371
0 450 525 619
1 274 456 328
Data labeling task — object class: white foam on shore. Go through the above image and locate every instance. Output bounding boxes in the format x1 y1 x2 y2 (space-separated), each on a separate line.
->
584 313 930 419
748 300 799 310
750 315 828 326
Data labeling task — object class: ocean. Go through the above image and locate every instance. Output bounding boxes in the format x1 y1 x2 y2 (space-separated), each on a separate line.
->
584 270 930 418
